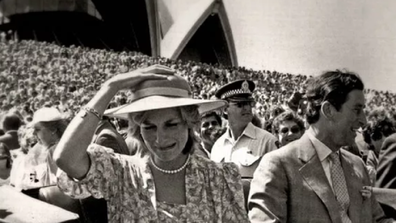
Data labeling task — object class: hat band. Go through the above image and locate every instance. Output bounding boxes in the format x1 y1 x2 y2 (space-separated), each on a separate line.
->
131 87 190 101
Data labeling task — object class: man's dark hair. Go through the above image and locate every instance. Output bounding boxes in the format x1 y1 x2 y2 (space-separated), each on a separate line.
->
305 70 364 124
363 116 396 145
2 113 22 131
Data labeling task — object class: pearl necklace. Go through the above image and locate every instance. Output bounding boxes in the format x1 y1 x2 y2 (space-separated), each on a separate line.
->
150 155 191 174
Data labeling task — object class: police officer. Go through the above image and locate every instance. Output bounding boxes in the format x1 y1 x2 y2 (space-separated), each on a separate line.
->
210 80 278 206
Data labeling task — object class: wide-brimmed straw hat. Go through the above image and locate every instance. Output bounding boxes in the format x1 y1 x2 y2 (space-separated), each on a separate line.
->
104 65 227 120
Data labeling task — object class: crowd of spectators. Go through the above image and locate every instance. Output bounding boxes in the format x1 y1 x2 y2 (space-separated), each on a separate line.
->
1 37 396 125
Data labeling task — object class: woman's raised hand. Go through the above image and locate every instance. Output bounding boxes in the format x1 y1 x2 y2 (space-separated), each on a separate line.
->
103 64 174 92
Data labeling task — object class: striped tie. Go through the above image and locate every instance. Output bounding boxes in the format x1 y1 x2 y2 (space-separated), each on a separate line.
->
329 152 351 223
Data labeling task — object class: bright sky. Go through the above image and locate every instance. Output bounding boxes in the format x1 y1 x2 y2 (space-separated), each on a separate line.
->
165 0 396 92
224 0 396 92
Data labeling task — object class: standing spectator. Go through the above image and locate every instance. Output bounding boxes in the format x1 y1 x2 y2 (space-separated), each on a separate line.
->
249 70 391 222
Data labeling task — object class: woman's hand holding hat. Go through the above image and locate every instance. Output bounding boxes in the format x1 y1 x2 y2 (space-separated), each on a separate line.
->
54 65 174 179
103 64 174 92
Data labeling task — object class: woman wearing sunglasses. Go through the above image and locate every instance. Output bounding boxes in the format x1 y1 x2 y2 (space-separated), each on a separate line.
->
272 110 305 147
54 65 249 222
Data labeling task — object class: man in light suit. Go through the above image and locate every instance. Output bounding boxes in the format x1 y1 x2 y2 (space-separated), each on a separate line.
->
248 70 394 222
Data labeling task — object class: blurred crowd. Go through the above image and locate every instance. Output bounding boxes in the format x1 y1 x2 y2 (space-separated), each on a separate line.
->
1 38 396 124
2 37 396 221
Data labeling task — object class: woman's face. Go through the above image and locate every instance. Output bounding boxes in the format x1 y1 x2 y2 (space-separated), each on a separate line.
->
33 122 57 147
140 108 189 162
277 120 303 146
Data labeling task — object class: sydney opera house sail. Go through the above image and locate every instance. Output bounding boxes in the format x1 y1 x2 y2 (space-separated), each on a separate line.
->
0 0 237 66
159 0 238 66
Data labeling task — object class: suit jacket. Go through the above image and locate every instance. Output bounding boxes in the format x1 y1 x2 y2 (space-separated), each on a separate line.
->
0 130 20 150
376 133 396 219
248 133 391 223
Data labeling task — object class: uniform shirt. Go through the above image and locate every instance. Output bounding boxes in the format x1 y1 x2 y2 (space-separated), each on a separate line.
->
210 122 278 178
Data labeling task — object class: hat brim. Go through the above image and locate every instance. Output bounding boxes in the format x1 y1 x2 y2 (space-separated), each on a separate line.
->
104 96 227 120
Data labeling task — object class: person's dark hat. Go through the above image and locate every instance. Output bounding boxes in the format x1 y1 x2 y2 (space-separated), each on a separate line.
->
215 80 255 102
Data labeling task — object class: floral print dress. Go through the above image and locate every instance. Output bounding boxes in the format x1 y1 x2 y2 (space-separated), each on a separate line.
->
57 144 249 223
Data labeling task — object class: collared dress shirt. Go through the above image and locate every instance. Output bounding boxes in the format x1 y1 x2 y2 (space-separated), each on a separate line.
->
307 132 350 193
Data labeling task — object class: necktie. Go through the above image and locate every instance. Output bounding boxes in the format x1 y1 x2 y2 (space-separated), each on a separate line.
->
329 152 351 223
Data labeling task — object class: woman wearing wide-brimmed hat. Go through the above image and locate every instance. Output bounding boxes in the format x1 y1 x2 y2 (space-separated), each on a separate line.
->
13 107 68 190
54 65 249 222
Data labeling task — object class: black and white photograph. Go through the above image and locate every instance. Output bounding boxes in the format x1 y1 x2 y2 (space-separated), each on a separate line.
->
1 0 396 222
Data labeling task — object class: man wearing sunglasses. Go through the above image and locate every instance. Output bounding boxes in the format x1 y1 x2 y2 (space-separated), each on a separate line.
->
210 80 279 207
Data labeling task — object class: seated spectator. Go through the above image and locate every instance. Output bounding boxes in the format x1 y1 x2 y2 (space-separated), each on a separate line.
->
272 110 305 147
0 112 22 150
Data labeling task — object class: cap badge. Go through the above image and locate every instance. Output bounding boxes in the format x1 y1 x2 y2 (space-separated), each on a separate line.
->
241 80 251 93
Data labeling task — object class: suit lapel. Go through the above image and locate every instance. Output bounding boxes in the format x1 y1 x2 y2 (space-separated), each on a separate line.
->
340 150 364 223
298 134 342 223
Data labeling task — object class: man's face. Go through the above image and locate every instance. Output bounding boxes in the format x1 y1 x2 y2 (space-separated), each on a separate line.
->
332 90 367 147
200 115 223 144
226 100 254 126
277 120 303 146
